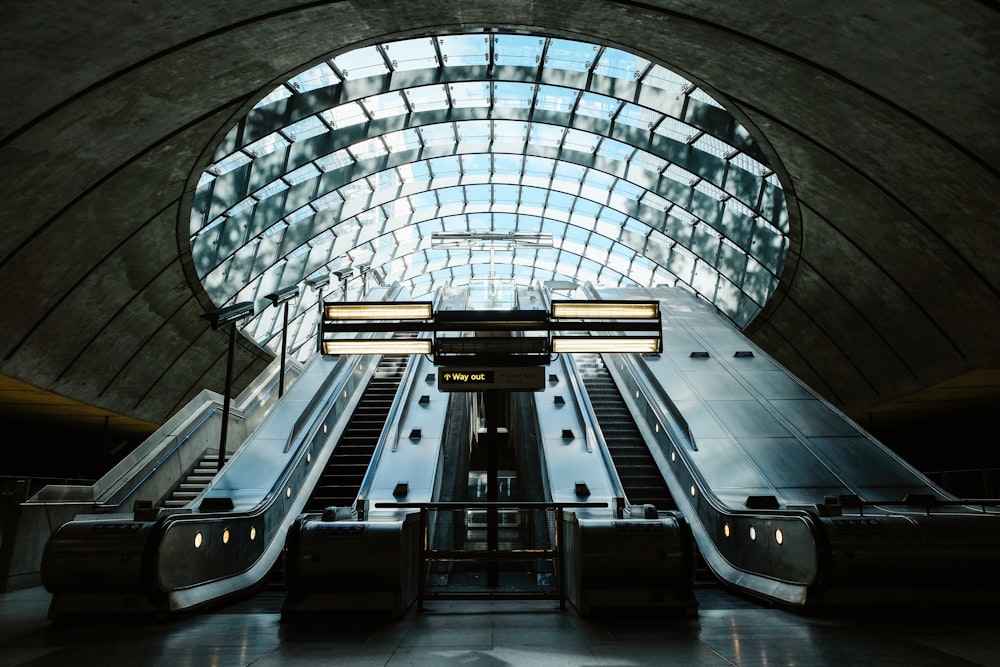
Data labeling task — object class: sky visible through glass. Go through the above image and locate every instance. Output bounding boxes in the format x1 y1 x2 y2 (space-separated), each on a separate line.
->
190 32 789 360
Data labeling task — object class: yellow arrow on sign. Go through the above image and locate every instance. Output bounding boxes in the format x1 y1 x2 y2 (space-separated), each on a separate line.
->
444 373 451 381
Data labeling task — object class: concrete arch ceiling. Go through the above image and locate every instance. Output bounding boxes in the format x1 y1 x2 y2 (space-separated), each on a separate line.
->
189 34 789 361
0 1 998 437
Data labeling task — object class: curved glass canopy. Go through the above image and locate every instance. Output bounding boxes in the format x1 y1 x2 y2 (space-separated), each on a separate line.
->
189 32 789 360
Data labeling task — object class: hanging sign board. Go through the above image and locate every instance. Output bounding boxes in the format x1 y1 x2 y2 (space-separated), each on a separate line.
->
437 366 545 391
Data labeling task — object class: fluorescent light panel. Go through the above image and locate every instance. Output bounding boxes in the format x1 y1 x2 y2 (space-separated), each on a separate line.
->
551 301 659 320
551 336 662 354
322 339 432 355
324 302 432 320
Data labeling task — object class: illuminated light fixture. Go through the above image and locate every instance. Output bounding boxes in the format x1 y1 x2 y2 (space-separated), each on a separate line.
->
749 526 757 541
723 523 731 538
324 302 432 320
550 300 658 320
431 230 553 249
249 526 257 541
222 528 231 545
286 486 292 498
194 532 203 549
323 339 432 355
551 337 661 354
690 485 697 497
775 528 784 545
306 451 312 463
670 450 676 462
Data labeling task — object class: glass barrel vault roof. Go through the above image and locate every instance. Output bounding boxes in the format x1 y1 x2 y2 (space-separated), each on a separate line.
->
189 32 789 360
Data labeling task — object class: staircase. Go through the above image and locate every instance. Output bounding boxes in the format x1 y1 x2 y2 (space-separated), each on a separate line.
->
161 451 230 509
304 349 411 512
576 353 676 511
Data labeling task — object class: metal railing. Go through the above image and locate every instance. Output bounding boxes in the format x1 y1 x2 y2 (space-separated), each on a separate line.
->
377 501 606 610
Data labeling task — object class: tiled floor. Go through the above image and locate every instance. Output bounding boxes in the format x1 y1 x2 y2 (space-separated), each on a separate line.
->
2 585 998 666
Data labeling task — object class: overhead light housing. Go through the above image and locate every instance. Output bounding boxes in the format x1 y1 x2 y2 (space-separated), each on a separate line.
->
305 273 330 289
322 338 432 355
202 301 255 329
551 336 662 354
550 300 659 320
324 302 432 321
264 285 300 306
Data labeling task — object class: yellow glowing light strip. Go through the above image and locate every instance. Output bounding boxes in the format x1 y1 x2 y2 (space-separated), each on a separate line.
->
324 303 432 320
322 339 432 355
550 301 658 320
551 337 661 354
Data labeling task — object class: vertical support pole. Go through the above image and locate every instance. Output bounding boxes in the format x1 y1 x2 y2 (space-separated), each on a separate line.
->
316 288 324 355
556 506 566 611
417 507 427 611
486 389 499 588
218 322 237 473
279 301 289 399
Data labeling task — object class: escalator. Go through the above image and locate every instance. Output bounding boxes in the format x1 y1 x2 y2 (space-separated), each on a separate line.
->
305 348 411 512
576 353 675 511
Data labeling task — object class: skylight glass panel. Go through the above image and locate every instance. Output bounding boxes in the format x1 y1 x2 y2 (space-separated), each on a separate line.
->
382 128 422 153
576 91 618 120
493 81 533 110
403 84 449 111
492 120 527 146
245 132 289 159
209 151 252 178
349 138 387 160
595 48 649 81
321 102 367 129
457 119 491 144
285 163 320 186
311 191 342 213
642 65 691 95
450 81 490 108
284 115 329 142
731 151 769 180
438 34 489 67
254 85 293 109
331 45 389 80
254 179 289 200
528 124 564 149
544 39 594 72
315 149 354 172
596 138 633 162
694 179 726 201
689 87 725 109
430 155 462 179
494 34 544 67
286 206 314 225
383 37 438 71
563 128 598 153
653 116 697 144
617 102 660 130
692 134 733 160
417 123 456 148
287 62 341 93
362 91 407 120
535 85 574 113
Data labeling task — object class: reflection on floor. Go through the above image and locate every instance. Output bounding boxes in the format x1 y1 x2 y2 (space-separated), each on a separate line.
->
2 585 998 666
